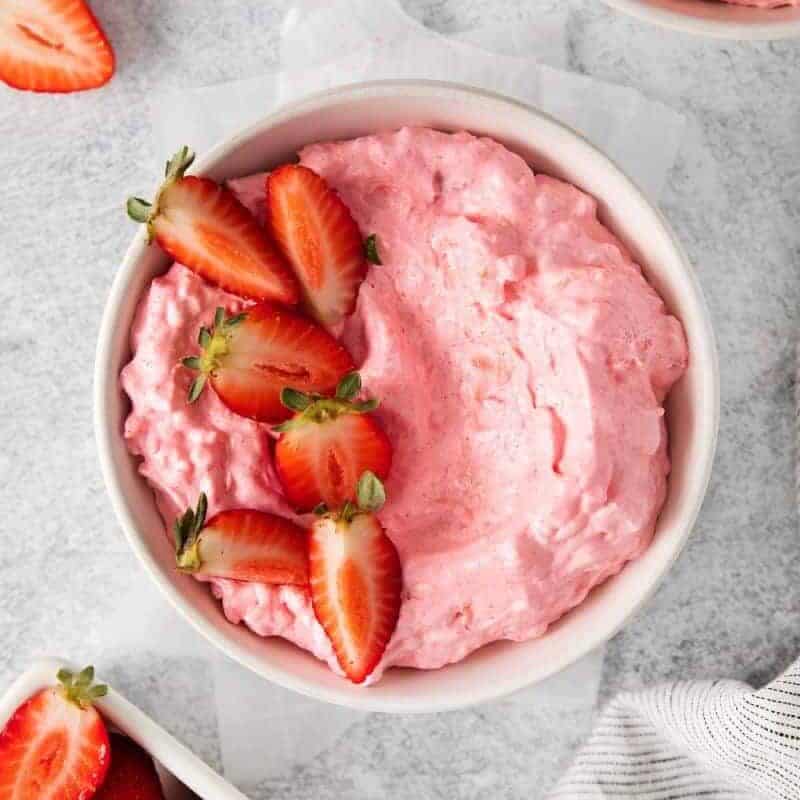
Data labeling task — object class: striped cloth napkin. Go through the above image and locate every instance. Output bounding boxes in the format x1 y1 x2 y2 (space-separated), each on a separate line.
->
550 658 800 798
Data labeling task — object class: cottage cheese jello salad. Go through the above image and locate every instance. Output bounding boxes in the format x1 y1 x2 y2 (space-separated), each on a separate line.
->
122 128 688 686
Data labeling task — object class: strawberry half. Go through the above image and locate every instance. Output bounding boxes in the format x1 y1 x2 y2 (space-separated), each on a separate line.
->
95 733 165 800
128 147 299 305
267 164 368 328
182 304 354 423
174 493 309 585
0 0 114 93
274 372 392 512
0 666 110 800
309 473 402 683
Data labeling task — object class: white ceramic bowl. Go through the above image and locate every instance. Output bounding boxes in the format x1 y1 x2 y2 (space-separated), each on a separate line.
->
0 659 247 799
602 0 800 39
95 81 719 713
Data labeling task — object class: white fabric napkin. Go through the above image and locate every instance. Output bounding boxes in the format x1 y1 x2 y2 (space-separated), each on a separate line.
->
545 363 800 798
550 658 800 799
145 0 687 793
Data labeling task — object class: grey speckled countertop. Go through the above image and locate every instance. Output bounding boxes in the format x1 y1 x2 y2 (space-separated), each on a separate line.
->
1 1 799 797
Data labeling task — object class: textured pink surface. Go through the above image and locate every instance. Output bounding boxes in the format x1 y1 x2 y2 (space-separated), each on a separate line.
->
122 128 687 682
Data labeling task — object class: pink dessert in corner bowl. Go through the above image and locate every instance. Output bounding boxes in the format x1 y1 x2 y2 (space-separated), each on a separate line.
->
121 127 688 685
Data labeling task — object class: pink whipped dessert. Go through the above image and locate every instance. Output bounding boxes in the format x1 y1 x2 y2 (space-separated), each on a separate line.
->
122 127 688 681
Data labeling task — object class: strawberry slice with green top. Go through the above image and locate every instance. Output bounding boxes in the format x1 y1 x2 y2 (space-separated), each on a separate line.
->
174 493 309 585
274 371 392 512
127 147 299 305
309 473 402 684
267 164 371 328
181 304 355 423
0 0 115 93
0 666 110 800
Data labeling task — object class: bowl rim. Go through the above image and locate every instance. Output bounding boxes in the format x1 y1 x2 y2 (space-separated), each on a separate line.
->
601 0 800 39
95 79 720 713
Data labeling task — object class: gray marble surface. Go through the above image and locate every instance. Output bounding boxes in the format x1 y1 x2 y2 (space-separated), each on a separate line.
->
0 1 799 797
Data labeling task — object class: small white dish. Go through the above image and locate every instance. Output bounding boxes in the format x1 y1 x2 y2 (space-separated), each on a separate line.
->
95 80 719 713
0 658 247 800
602 0 800 39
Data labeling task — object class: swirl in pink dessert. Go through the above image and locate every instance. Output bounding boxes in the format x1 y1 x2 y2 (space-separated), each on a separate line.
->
121 128 688 682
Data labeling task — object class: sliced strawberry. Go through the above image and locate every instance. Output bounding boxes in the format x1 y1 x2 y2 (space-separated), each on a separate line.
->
128 148 299 305
267 164 367 328
274 372 392 512
174 494 309 585
309 474 401 683
182 304 354 423
95 734 165 800
0 666 110 800
0 0 114 93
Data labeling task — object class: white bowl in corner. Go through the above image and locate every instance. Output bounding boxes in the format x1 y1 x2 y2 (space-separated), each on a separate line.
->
95 80 719 713
0 659 246 800
602 0 800 39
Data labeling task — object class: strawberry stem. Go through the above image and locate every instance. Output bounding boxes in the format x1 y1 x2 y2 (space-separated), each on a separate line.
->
174 493 208 572
164 146 195 181
335 371 361 401
273 372 379 432
182 308 247 404
356 471 386 513
57 666 108 709
364 234 382 265
126 197 152 223
340 501 358 524
281 388 313 413
326 473 386 524
126 145 196 242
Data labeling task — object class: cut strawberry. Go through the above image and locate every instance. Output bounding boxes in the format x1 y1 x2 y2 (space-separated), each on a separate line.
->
0 0 114 93
95 734 165 800
0 666 110 800
309 473 401 683
274 372 392 512
267 164 367 328
128 147 299 305
174 493 309 585
182 304 354 423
